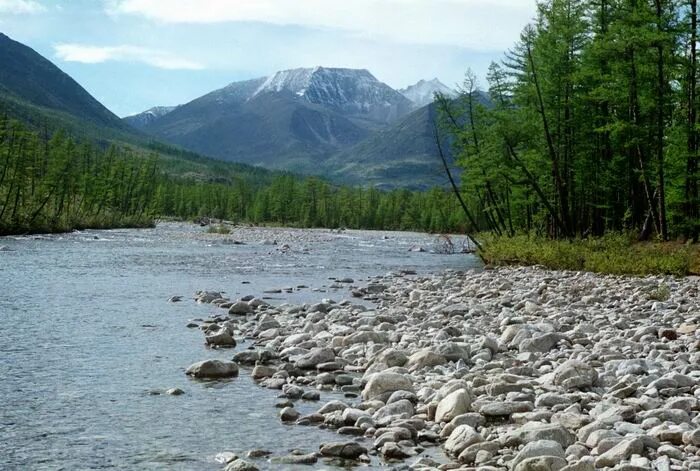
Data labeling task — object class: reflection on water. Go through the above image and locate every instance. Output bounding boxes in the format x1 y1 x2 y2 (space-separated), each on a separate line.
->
0 223 478 470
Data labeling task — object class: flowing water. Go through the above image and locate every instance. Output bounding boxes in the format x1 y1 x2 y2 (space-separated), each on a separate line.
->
0 223 479 470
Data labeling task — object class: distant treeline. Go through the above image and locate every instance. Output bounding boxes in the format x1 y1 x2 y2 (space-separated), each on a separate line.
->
0 116 467 235
440 0 700 241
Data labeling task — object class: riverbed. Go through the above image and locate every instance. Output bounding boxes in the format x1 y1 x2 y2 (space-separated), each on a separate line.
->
0 223 477 470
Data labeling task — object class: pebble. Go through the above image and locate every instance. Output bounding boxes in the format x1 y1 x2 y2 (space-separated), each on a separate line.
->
191 265 700 470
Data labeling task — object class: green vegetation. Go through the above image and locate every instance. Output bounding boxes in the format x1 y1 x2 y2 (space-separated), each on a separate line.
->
207 224 231 235
157 175 468 231
440 0 700 243
479 234 695 276
0 116 158 234
0 116 469 235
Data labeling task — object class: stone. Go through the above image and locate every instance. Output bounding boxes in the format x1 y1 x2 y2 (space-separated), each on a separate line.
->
511 440 566 470
435 389 472 423
224 459 258 471
295 348 335 369
361 372 413 400
480 401 533 416
228 301 253 315
405 349 446 371
205 328 236 347
185 359 238 379
319 442 367 459
251 365 276 379
509 423 575 448
435 342 471 362
594 437 644 468
373 399 414 422
280 407 300 422
515 456 567 471
519 333 562 353
552 360 597 390
444 425 483 457
273 453 318 465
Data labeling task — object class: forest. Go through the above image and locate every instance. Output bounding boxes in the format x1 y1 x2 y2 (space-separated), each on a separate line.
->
440 0 700 242
0 115 467 236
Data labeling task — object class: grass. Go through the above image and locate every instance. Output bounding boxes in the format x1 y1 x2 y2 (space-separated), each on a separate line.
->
0 215 155 236
206 224 231 235
479 233 699 276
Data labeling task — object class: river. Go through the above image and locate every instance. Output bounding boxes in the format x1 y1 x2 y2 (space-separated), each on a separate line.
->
0 223 478 470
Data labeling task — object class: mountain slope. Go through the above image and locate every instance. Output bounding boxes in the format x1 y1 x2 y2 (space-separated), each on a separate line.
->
400 78 457 108
123 106 178 129
0 32 129 131
0 33 283 186
322 102 450 189
137 69 412 173
254 67 414 124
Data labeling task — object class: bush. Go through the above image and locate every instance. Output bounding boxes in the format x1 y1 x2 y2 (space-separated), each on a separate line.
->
479 233 694 276
207 224 231 235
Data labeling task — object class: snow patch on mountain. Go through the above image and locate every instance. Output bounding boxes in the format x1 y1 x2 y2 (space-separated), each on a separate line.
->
124 105 178 128
251 67 412 121
400 78 457 108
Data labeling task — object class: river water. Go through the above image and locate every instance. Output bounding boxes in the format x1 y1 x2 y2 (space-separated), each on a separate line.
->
0 223 478 470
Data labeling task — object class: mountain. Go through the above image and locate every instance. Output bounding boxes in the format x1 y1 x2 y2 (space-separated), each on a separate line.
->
0 32 281 185
253 67 414 125
123 105 178 129
324 102 449 189
400 78 457 108
0 32 130 133
134 68 416 174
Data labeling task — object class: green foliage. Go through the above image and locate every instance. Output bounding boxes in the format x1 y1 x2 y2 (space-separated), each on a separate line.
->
648 282 671 301
207 224 231 235
440 0 700 242
0 116 470 235
480 234 691 276
0 116 158 234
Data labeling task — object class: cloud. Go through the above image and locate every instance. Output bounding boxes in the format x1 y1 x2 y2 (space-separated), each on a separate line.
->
0 0 45 14
53 43 205 70
106 0 536 51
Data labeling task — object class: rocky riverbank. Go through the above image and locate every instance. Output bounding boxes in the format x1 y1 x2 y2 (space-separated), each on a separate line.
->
185 266 700 471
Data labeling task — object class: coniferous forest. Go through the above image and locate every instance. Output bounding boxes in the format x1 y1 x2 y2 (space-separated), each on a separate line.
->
0 115 467 235
440 0 700 242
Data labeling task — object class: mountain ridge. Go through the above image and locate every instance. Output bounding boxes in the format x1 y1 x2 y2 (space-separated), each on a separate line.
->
126 66 459 187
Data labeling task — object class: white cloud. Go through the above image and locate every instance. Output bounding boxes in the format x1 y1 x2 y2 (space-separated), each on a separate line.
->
106 0 536 51
0 0 45 14
53 43 205 70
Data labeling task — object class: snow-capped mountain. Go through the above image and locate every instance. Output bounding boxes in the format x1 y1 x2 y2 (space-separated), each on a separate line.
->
252 67 414 123
122 67 468 187
123 105 178 129
400 78 457 108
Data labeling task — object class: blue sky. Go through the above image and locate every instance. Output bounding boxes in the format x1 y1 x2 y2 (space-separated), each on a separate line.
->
0 0 537 117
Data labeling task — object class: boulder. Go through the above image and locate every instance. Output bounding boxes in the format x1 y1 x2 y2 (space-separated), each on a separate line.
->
594 437 644 468
228 301 253 315
511 440 565 470
406 349 446 371
509 423 575 448
319 442 367 459
552 360 598 390
295 348 335 369
362 372 413 400
205 328 236 347
185 359 238 379
444 425 482 457
435 389 472 423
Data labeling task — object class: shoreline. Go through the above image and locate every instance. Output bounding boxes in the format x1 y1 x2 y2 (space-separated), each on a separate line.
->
185 265 700 470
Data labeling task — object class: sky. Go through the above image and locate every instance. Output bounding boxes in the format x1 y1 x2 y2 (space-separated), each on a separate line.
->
0 0 537 117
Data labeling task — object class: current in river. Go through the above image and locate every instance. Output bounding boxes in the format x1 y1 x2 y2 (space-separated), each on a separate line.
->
0 223 479 470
